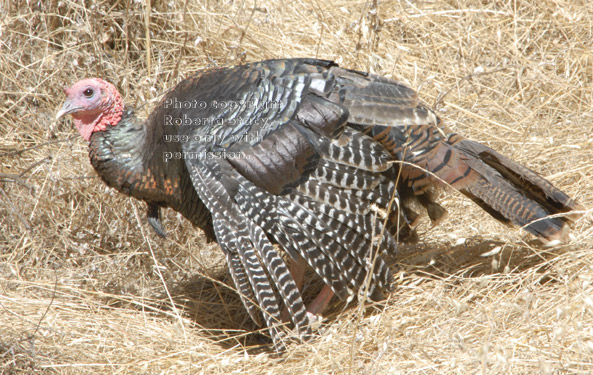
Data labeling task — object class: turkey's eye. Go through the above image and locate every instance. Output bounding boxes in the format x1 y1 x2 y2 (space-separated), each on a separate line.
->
83 88 94 97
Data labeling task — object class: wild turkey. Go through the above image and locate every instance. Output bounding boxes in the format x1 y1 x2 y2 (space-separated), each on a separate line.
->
56 58 580 350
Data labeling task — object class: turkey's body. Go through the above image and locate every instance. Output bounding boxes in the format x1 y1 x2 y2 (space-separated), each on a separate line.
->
68 58 580 351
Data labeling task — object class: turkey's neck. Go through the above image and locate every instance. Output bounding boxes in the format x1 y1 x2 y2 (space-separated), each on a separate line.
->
88 107 185 208
88 108 213 236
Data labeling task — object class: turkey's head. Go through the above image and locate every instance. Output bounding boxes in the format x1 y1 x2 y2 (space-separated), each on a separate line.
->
57 78 124 141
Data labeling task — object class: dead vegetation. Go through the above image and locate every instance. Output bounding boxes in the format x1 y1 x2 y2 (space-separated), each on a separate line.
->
1 0 592 373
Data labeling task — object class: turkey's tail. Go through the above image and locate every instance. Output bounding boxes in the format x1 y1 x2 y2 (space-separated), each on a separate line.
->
382 124 581 244
329 66 581 244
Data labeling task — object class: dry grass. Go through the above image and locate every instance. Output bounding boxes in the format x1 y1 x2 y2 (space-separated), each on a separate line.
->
1 0 593 373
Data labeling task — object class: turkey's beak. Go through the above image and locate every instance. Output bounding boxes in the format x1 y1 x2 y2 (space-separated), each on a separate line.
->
56 100 83 120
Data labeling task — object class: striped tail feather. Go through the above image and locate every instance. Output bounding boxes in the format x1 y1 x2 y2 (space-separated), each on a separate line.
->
285 193 394 300
446 135 582 243
232 161 395 301
327 65 580 243
186 158 311 350
242 181 392 300
223 241 263 326
450 136 581 216
316 128 392 173
232 175 353 299
244 217 312 339
288 192 398 256
378 123 580 244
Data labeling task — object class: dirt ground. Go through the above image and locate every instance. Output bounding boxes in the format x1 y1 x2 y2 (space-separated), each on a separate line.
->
1 0 592 373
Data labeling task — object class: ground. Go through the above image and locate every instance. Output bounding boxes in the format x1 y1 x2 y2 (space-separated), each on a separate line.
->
1 0 592 374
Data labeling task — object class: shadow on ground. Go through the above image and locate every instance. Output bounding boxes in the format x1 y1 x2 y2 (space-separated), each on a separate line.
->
127 236 568 352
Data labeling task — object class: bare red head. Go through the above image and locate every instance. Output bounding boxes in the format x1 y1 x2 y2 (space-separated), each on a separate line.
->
56 78 124 141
